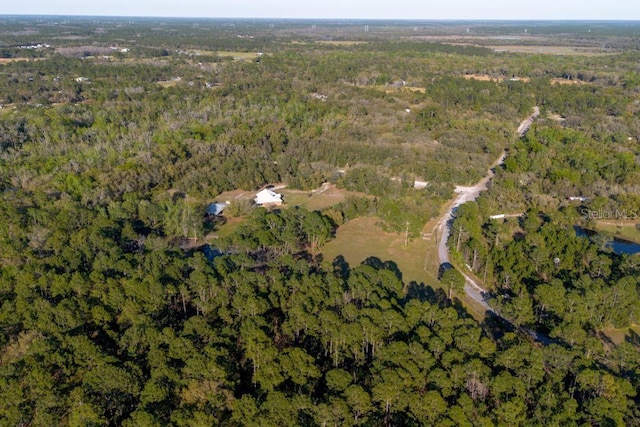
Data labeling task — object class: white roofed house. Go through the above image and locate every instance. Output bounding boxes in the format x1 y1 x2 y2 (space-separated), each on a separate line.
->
254 189 283 206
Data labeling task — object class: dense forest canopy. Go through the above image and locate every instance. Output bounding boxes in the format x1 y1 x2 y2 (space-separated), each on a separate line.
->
1 17 640 425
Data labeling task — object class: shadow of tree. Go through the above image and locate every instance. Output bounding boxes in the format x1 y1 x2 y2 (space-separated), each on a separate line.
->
481 311 515 341
626 328 640 346
331 255 350 280
405 280 448 307
362 256 403 282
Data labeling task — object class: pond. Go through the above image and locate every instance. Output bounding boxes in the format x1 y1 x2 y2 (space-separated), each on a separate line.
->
574 226 640 255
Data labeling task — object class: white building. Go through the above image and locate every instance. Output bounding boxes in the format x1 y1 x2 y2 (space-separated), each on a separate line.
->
254 189 283 206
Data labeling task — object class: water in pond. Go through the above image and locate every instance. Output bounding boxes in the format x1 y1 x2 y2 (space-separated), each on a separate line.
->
574 226 640 255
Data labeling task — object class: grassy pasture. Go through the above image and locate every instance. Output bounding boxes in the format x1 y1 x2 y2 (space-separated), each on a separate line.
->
595 220 640 244
321 217 438 288
280 184 360 211
489 45 613 55
216 51 261 60
601 325 640 345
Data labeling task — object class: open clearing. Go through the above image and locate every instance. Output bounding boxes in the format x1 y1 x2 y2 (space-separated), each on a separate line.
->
321 217 438 288
489 45 613 56
0 104 15 114
208 217 245 240
463 74 530 82
316 40 367 46
463 74 502 82
216 51 261 60
550 77 588 85
0 57 32 64
156 80 180 88
601 325 640 345
595 220 640 244
214 184 366 212
212 188 253 204
210 184 368 238
378 85 427 94
280 184 361 211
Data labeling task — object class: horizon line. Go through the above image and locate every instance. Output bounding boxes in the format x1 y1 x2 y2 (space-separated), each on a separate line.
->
2 14 640 22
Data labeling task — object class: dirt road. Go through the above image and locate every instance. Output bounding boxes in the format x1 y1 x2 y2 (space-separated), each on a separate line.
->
435 153 506 310
435 107 539 310
517 106 540 137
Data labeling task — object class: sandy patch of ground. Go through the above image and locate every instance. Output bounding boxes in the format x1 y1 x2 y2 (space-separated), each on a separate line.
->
551 78 587 85
157 80 179 88
463 74 501 82
389 86 426 94
548 113 566 122
463 74 530 83
0 57 39 64
214 189 254 204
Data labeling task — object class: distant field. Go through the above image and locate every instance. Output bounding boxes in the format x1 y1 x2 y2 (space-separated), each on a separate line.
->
316 41 367 46
216 51 261 60
463 74 502 82
489 45 613 56
550 77 587 85
321 217 438 288
384 85 427 94
595 220 640 243
463 74 530 82
156 80 179 87
461 74 586 85
0 57 31 64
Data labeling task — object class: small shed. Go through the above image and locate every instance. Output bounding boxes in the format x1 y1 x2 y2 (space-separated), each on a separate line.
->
206 202 228 216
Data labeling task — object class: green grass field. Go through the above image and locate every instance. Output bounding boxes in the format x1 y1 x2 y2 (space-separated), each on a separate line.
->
487 45 614 56
601 325 640 345
210 217 245 239
321 217 439 289
280 184 356 211
216 51 260 60
595 221 640 244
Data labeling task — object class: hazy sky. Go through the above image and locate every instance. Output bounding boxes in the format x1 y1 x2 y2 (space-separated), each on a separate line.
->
3 0 639 20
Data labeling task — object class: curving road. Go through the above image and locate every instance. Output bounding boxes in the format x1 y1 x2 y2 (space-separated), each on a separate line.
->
517 106 540 137
435 107 540 311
